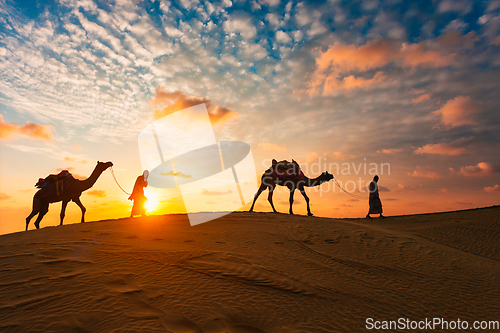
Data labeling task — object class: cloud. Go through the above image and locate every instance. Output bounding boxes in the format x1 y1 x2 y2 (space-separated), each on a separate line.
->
308 39 455 95
151 88 240 124
414 141 467 156
408 167 440 179
484 185 500 192
433 96 478 129
378 186 390 192
223 16 257 39
259 143 286 151
201 189 233 195
64 157 88 164
275 31 291 44
0 192 12 200
0 114 54 141
162 171 192 179
332 151 356 160
460 162 497 177
306 151 356 163
412 93 432 105
86 189 106 197
325 72 387 93
72 145 82 150
377 148 404 154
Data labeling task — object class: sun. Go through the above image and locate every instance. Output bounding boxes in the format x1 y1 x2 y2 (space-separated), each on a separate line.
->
145 192 158 213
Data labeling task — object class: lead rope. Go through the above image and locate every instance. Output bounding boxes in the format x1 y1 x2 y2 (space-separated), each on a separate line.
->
110 166 131 195
333 178 367 200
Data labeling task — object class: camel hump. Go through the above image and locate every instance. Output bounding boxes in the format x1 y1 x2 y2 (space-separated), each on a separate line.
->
35 170 73 189
271 159 304 181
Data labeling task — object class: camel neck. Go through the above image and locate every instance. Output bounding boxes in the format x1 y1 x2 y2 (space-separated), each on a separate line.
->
306 175 324 187
80 167 104 191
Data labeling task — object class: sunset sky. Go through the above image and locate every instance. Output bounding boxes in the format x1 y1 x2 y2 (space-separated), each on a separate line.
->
1 0 499 235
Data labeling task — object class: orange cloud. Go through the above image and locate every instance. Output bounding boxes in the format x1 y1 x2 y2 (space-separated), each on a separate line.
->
484 185 500 192
86 190 106 197
0 114 53 141
412 93 432 105
64 157 88 164
332 151 356 160
377 148 404 154
306 151 355 163
399 42 455 68
72 145 82 150
325 71 387 94
0 192 12 200
433 96 478 129
408 167 440 179
258 142 286 151
201 189 233 195
151 88 240 124
414 142 467 156
460 162 497 177
309 39 455 95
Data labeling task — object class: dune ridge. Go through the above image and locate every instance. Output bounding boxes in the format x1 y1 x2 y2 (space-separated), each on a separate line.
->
0 206 499 332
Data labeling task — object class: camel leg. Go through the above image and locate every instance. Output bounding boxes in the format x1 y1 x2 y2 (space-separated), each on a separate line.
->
289 188 295 215
26 198 41 231
249 183 267 212
299 186 313 216
73 197 86 223
60 199 69 226
34 201 49 229
268 184 278 213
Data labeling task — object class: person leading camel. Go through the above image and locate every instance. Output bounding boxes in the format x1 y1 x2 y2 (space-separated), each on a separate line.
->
366 175 386 219
129 170 149 217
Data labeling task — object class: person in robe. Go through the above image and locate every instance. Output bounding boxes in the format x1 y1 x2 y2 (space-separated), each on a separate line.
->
366 175 386 219
129 170 149 217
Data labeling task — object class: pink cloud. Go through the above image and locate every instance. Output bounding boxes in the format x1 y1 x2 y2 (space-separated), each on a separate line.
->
399 42 456 68
151 88 240 124
377 148 404 154
258 143 286 151
414 142 467 156
433 96 478 129
324 71 387 94
484 185 500 192
0 114 53 141
306 151 356 163
308 39 455 95
460 162 497 177
412 93 432 105
332 151 357 160
408 166 440 179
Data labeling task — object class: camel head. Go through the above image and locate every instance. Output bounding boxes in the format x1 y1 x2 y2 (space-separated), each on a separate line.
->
320 171 334 184
96 161 113 171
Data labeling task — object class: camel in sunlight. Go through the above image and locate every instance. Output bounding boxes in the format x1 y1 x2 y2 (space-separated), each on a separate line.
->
249 159 334 216
26 161 113 230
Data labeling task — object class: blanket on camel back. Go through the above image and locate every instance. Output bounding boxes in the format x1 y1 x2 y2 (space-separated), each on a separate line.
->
35 170 76 198
270 159 305 181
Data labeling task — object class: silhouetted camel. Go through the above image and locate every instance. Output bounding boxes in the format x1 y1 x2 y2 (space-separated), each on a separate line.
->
26 161 113 230
249 160 334 216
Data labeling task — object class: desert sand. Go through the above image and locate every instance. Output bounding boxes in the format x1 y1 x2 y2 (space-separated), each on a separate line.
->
1 206 499 332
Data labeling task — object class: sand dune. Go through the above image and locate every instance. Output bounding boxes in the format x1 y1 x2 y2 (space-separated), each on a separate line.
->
0 206 499 332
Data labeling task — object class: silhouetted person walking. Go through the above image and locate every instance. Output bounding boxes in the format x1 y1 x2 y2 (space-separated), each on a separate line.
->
366 175 385 219
129 170 149 217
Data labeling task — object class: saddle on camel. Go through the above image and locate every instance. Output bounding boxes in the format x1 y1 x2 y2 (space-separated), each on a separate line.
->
269 159 305 181
35 170 76 199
